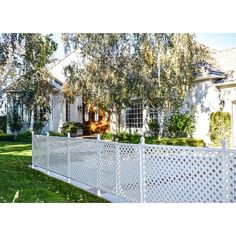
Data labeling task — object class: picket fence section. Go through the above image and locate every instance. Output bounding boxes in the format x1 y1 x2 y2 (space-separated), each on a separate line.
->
32 133 236 203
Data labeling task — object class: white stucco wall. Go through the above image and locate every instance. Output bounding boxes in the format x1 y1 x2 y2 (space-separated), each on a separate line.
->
49 50 83 83
41 49 84 133
189 79 220 144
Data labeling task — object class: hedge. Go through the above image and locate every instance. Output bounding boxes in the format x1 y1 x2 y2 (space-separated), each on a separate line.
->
210 112 231 147
0 133 15 142
15 131 32 143
100 132 205 147
145 137 205 147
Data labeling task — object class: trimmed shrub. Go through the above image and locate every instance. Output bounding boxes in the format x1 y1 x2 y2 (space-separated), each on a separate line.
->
0 116 7 133
0 133 15 141
8 111 23 134
15 131 32 142
61 122 83 136
130 134 141 144
101 132 113 140
145 137 205 147
148 118 160 136
210 112 231 146
49 131 66 137
167 111 195 138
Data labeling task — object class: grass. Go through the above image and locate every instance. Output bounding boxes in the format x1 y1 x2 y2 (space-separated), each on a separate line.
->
0 142 109 203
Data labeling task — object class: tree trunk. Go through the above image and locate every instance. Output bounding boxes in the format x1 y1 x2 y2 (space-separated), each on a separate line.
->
30 105 34 131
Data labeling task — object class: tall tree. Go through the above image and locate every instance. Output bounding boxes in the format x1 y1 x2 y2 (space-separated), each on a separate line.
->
62 33 209 133
0 33 57 131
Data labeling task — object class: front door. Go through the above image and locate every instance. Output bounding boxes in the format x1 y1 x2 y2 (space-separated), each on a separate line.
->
83 104 110 135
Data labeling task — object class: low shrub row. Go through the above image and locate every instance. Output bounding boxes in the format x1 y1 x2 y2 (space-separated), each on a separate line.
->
0 133 15 142
145 137 205 147
0 131 32 143
101 132 205 147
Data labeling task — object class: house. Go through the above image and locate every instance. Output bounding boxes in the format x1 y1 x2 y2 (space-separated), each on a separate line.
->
3 47 236 146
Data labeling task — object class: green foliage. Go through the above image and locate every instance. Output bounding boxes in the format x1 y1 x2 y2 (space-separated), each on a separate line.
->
167 111 195 138
115 132 204 147
62 33 209 132
61 122 83 136
210 112 231 146
101 132 113 140
33 114 47 134
49 131 65 137
0 133 15 141
116 131 132 141
8 110 23 134
15 131 32 142
0 115 7 133
148 118 160 136
145 137 205 147
1 33 57 124
130 134 141 144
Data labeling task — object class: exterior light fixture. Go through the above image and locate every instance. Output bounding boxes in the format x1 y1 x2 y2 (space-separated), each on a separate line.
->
94 112 99 122
77 105 83 112
219 100 225 111
84 113 89 122
105 112 109 121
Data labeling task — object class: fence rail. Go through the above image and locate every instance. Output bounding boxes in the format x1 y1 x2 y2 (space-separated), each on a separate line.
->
32 133 236 203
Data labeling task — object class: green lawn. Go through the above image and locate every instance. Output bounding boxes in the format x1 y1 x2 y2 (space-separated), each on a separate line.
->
0 142 109 203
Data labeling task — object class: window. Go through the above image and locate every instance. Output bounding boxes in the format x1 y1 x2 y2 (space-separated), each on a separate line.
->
126 99 143 128
65 101 71 122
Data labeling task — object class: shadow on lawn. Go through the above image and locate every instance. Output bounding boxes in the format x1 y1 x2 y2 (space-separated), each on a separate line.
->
0 142 32 157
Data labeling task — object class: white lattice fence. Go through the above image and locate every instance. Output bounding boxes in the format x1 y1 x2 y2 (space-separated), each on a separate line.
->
143 145 226 202
32 134 236 203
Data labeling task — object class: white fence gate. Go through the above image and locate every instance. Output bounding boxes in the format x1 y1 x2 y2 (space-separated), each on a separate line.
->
32 133 236 203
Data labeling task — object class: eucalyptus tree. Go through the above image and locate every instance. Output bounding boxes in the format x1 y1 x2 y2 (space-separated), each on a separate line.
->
0 33 57 131
131 33 210 135
62 33 209 133
62 33 137 130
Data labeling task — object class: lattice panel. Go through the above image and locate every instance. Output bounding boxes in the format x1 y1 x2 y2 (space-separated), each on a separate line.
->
32 135 236 203
118 143 140 203
226 150 236 203
48 136 68 176
98 141 117 194
144 145 226 203
33 135 48 168
68 138 98 188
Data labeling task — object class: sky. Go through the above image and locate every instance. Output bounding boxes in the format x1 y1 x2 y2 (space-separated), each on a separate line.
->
53 33 236 60
195 33 236 51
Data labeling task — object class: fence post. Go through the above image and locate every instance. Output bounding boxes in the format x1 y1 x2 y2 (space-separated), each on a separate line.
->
140 136 145 203
115 141 119 197
32 131 35 168
67 133 71 183
97 134 102 196
222 138 230 202
46 132 50 175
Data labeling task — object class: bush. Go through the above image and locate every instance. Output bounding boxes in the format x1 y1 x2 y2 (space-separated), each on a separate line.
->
0 116 7 133
101 132 113 140
116 131 131 141
130 134 141 144
61 122 83 136
15 131 32 142
167 111 195 138
8 111 23 134
148 118 160 136
210 112 231 146
49 131 66 137
145 137 205 147
0 133 15 141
